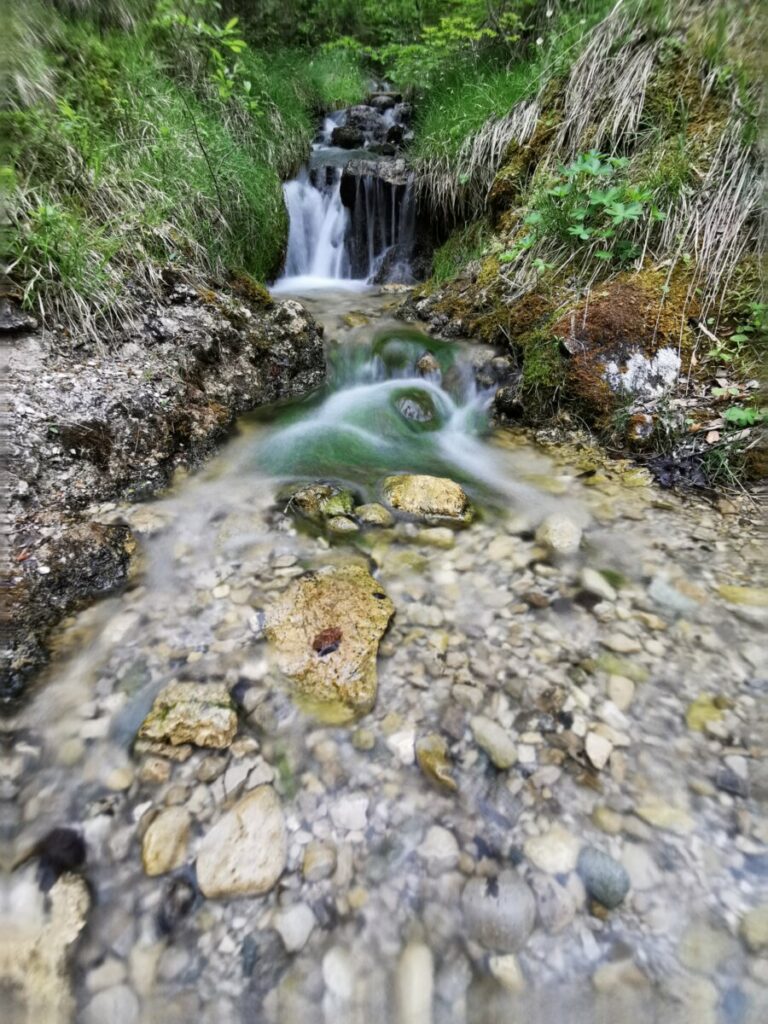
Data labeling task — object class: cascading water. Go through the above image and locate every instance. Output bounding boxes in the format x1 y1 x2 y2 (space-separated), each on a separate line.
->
274 95 417 291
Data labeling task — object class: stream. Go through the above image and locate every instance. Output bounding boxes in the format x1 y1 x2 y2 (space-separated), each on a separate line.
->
3 102 767 1024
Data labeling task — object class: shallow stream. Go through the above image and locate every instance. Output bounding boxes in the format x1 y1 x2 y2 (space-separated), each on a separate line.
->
5 281 767 1024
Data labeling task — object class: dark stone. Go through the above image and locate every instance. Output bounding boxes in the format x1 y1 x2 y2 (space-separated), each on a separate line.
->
494 386 524 420
386 124 405 146
157 875 197 935
32 827 86 891
715 766 749 798
577 846 630 909
331 125 365 149
242 930 290 997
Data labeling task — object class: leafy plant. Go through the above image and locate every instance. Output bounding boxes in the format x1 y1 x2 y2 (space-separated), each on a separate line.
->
501 150 665 265
705 302 767 363
723 405 766 428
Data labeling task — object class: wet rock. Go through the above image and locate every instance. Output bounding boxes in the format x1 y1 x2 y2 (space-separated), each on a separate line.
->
302 841 337 882
157 876 197 935
274 903 316 953
417 527 455 549
523 825 581 875
355 503 394 528
196 786 286 899
635 797 695 834
470 716 517 769
331 125 365 149
416 353 440 379
530 874 577 933
264 564 394 717
141 808 191 877
715 765 749 798
327 515 359 535
577 847 630 909
608 675 635 712
1 873 90 1023
685 695 724 732
462 871 536 952
535 514 582 556
21 827 86 892
287 483 355 523
330 793 368 831
397 942 434 1024
323 946 355 1000
585 731 613 771
579 568 617 602
138 681 237 749
382 474 473 524
415 733 458 792
82 985 139 1024
740 905 768 953
417 826 460 874
678 920 738 973
717 585 768 607
488 954 526 992
396 391 437 424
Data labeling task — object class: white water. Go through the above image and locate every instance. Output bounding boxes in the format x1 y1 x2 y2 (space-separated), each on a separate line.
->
281 168 351 283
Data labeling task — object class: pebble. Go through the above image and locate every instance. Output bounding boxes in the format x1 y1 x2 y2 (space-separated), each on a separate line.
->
635 797 695 835
274 903 316 953
577 846 630 909
580 568 617 602
535 514 582 556
585 731 613 770
523 824 581 875
330 794 369 832
462 871 536 952
396 943 434 1024
488 954 526 993
302 841 337 882
530 874 577 933
470 716 517 769
82 985 140 1024
608 675 635 711
740 905 768 953
322 946 355 1001
196 786 286 899
141 808 191 876
417 825 460 874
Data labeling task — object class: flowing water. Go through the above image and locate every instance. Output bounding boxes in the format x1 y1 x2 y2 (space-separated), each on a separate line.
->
3 162 767 1022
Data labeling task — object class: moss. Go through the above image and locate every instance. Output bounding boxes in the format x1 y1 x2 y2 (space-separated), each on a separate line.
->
488 115 559 221
229 272 274 309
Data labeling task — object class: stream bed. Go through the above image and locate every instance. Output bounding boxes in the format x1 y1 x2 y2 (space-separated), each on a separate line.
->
5 285 768 1024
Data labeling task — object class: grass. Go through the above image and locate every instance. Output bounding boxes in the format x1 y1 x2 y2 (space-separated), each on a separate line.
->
7 10 366 338
430 220 491 286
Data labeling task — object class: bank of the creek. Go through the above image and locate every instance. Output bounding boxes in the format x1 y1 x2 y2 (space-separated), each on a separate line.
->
4 277 767 1024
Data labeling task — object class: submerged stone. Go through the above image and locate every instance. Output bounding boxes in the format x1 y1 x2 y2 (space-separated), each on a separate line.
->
382 474 473 524
264 564 394 717
286 483 356 523
415 733 458 792
355 503 395 528
138 682 237 749
462 872 536 952
196 786 286 899
535 514 582 556
577 846 630 909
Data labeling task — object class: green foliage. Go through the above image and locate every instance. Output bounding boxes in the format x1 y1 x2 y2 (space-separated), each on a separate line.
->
723 405 766 428
501 151 665 265
705 302 767 365
430 220 491 285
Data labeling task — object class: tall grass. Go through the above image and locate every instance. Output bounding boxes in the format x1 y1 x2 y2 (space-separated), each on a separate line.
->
7 9 366 338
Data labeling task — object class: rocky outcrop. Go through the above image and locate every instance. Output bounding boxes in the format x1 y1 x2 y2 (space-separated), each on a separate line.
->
3 282 325 700
264 564 395 719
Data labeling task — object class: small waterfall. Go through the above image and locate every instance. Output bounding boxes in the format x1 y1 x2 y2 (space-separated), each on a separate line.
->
274 97 416 290
282 167 350 280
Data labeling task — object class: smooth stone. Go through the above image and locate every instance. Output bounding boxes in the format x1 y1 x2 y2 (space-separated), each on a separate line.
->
264 564 394 717
82 985 140 1024
141 807 191 877
585 731 613 771
621 843 660 891
322 946 355 1001
601 633 641 654
580 568 617 602
396 943 434 1024
417 527 456 549
679 920 738 973
274 903 316 953
608 675 635 712
577 846 631 909
635 797 695 835
740 905 768 953
417 826 460 874
530 874 577 933
382 474 473 524
470 716 517 769
196 786 286 899
302 841 337 882
355 503 395 528
462 871 536 952
488 954 526 993
327 515 360 535
535 514 582 556
287 483 354 522
415 733 457 792
330 794 369 832
386 728 416 766
138 681 237 749
524 825 581 875
685 695 724 732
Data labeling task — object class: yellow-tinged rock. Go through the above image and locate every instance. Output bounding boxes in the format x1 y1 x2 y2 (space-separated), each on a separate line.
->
382 474 473 524
265 564 394 718
685 695 724 732
415 733 458 792
717 585 768 607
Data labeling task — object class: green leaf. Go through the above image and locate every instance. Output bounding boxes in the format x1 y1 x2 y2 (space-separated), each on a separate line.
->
724 405 762 427
595 250 614 260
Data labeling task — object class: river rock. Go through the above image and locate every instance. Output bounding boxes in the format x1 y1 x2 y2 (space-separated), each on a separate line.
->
488 954 526 992
740 905 768 953
397 942 434 1024
138 681 237 749
141 807 191 877
415 733 457 792
535 514 582 556
577 846 630 909
355 503 394 527
302 841 337 882
470 716 517 769
579 567 617 602
585 731 613 770
287 483 355 522
196 786 286 899
635 797 695 834
530 874 577 933
382 474 473 524
274 903 316 953
524 825 581 875
327 515 359 535
417 825 460 874
462 872 536 952
83 985 140 1024
264 564 394 716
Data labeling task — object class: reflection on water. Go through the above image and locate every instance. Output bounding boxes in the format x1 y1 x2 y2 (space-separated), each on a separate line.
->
2 288 766 1023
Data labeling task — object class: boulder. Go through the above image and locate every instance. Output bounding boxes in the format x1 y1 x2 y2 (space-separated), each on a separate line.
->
331 125 365 149
264 564 394 717
196 787 287 899
382 474 473 524
138 681 237 749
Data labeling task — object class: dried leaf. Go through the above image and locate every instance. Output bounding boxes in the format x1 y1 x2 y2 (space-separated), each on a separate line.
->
706 430 720 444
